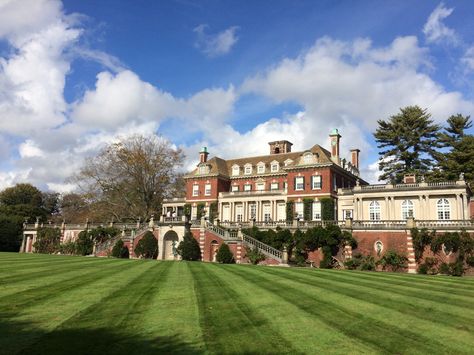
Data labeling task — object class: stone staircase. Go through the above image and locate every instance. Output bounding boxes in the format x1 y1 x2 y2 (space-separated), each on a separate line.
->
95 225 151 256
205 222 283 263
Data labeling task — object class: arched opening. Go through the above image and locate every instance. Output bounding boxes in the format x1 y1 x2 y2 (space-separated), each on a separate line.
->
210 240 219 262
274 147 280 154
162 230 179 260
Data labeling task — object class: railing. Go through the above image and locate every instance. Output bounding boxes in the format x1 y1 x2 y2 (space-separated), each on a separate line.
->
415 220 474 229
254 220 293 228
360 184 386 190
95 234 123 255
351 220 407 229
427 181 458 187
162 217 184 223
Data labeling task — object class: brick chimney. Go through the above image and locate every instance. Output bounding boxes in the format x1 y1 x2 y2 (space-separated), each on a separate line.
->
350 149 360 169
329 129 341 164
199 147 209 163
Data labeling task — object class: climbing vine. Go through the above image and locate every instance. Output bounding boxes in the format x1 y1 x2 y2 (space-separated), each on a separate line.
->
303 198 312 221
209 202 218 223
183 203 191 217
285 201 294 222
196 203 205 220
320 198 335 220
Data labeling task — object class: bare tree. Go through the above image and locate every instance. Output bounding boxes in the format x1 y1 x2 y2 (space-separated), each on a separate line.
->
70 134 185 220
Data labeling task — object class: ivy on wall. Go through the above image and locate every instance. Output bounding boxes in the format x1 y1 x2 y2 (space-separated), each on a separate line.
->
209 202 218 222
196 203 205 220
285 201 294 222
320 198 335 220
183 203 191 217
303 198 313 221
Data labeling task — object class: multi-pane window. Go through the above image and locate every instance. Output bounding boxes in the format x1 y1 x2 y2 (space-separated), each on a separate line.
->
312 175 322 189
369 201 381 220
295 202 304 220
257 164 265 173
199 165 207 174
295 176 304 190
271 163 279 172
244 165 252 175
303 153 313 164
249 203 256 219
244 184 252 191
192 185 199 196
270 182 279 190
333 176 337 191
401 200 414 219
312 201 321 221
236 205 243 222
437 199 450 220
204 184 211 196
256 183 265 191
263 204 271 222
232 166 239 176
231 185 239 192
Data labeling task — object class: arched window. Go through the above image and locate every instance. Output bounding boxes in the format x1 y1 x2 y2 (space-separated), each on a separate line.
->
369 201 381 221
401 200 414 219
437 199 450 220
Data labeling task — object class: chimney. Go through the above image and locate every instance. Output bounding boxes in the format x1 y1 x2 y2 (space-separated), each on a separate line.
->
199 147 209 163
403 174 416 184
268 140 293 154
329 129 341 164
350 149 360 169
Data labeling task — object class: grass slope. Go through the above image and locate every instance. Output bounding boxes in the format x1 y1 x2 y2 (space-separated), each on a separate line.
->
1 252 473 354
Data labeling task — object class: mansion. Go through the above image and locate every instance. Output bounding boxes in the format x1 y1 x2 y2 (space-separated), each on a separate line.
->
163 130 473 224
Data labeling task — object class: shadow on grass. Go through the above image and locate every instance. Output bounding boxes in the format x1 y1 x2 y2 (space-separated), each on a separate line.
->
0 317 203 355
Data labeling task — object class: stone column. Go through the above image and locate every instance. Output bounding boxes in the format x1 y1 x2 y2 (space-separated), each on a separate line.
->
20 235 26 253
385 197 390 220
418 196 423 220
462 193 468 220
282 246 288 264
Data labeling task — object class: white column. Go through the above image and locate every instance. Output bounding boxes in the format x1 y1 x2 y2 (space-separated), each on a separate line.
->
462 193 468 220
385 197 390 220
425 195 430 220
456 194 462 220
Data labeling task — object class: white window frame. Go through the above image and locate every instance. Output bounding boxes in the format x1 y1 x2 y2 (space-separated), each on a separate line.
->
244 184 252 192
312 175 322 190
344 209 353 219
295 202 304 220
231 185 239 192
369 201 381 221
303 153 313 164
295 176 304 191
271 163 279 172
257 163 265 174
204 184 211 196
401 200 414 219
437 198 450 220
244 164 252 175
249 203 256 219
236 204 243 222
232 165 240 176
312 201 321 221
256 182 265 191
192 185 199 197
199 165 207 174
270 182 279 190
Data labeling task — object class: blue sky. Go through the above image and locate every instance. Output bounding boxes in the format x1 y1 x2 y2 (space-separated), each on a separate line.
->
0 0 473 191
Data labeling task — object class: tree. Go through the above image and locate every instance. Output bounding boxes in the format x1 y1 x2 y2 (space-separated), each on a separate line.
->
216 243 235 264
177 231 201 261
75 230 94 256
112 239 130 258
439 114 472 147
437 135 474 182
0 183 43 207
374 106 440 183
0 215 23 252
134 231 158 259
71 134 185 220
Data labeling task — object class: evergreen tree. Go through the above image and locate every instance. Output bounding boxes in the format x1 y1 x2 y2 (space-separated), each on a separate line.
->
134 231 158 259
177 231 201 261
438 135 474 182
439 114 472 147
216 243 235 264
112 239 129 258
374 106 440 182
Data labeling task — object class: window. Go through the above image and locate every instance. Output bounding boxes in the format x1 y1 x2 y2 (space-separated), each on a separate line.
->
303 153 313 164
204 184 211 196
312 201 321 221
344 210 353 219
437 199 450 220
192 185 199 197
295 202 304 220
270 182 279 190
401 200 414 219
312 175 322 189
244 184 252 191
244 165 252 175
257 164 265 174
369 201 381 221
231 185 239 192
263 204 271 222
284 159 293 166
199 165 207 174
249 203 256 219
295 176 304 191
271 163 279 172
232 165 239 176
333 176 337 191
236 205 243 222
256 182 265 191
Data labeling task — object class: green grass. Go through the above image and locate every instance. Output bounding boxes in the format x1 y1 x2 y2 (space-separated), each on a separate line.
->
1 253 474 354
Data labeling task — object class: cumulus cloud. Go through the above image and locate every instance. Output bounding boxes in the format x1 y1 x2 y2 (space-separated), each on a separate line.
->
194 24 239 57
461 46 474 72
423 2 458 45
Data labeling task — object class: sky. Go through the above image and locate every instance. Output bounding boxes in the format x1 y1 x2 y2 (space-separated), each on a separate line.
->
0 0 473 193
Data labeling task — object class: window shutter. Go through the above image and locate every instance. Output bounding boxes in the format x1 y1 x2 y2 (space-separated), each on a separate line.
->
294 177 297 190
302 177 305 190
320 176 323 189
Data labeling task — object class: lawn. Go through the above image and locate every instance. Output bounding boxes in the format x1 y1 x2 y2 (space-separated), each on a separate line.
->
1 253 474 354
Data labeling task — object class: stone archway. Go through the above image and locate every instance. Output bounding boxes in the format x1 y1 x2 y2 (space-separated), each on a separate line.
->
162 230 179 260
210 240 219 262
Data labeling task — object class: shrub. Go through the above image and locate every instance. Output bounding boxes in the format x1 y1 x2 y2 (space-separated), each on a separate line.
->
411 228 433 262
359 255 376 271
33 227 61 254
320 198 335 220
0 215 23 252
303 199 312 222
177 232 201 261
319 245 333 269
209 202 218 223
344 254 376 271
417 263 428 274
75 230 94 256
285 201 294 221
377 250 408 272
216 243 235 264
418 257 438 275
196 203 205 220
246 246 265 265
438 262 450 275
134 231 158 259
112 239 129 258
59 241 76 255
449 261 464 277
466 255 474 267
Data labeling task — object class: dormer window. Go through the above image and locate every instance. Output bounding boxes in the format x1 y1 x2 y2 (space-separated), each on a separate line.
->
198 165 208 174
271 161 279 172
303 152 313 164
232 165 240 176
284 159 293 166
244 164 252 175
257 162 265 174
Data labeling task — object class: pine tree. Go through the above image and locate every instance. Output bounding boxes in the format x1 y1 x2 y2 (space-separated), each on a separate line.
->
134 231 158 259
374 106 440 183
439 114 472 147
216 243 235 264
177 231 201 261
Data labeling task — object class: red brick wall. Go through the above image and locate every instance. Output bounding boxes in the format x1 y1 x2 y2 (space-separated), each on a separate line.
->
229 176 287 192
186 177 228 201
470 200 474 218
352 231 408 257
287 168 332 195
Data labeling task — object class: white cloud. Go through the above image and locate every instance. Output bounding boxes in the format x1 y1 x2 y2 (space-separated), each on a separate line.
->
423 2 458 45
461 46 474 72
194 24 239 57
19 140 44 158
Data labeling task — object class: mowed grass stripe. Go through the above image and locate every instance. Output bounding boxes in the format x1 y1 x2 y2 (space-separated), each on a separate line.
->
0 254 98 273
256 266 474 343
1 260 158 354
189 261 298 354
20 262 173 355
225 265 453 355
208 264 378 354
